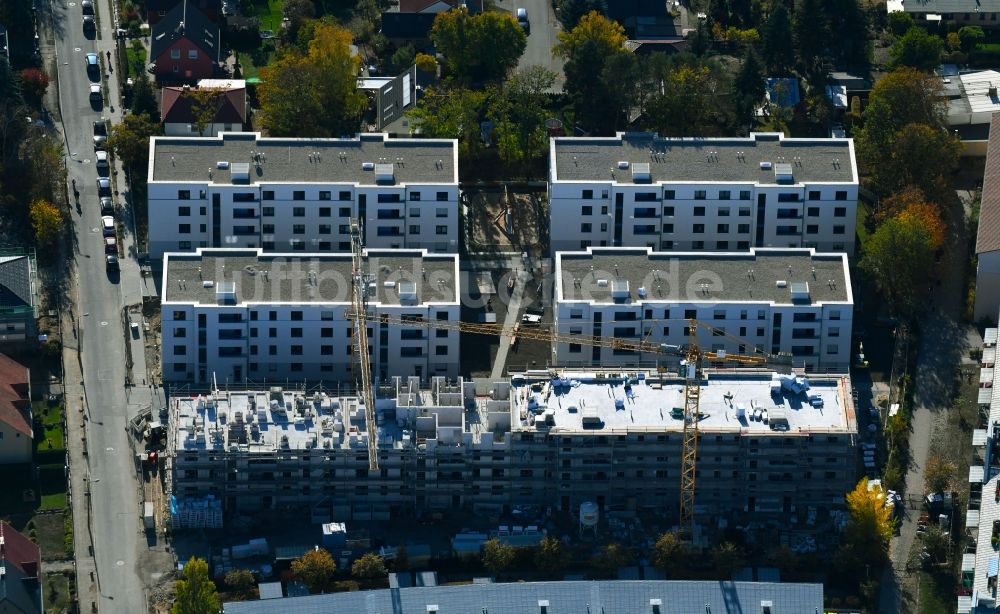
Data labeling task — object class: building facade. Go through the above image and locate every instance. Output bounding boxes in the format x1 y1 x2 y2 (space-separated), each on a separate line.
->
548 132 859 255
160 248 460 385
976 113 1000 321
552 247 853 373
168 370 857 524
147 132 459 258
0 251 38 348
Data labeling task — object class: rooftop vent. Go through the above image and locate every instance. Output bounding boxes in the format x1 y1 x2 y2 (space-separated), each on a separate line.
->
650 598 663 614
790 281 810 302
617 160 630 169
611 280 630 298
775 280 787 288
230 162 250 183
538 600 550 614
398 281 417 302
362 162 375 171
216 160 229 169
760 161 773 170
774 162 794 183
375 163 395 183
760 600 774 614
426 607 439 613
632 162 651 183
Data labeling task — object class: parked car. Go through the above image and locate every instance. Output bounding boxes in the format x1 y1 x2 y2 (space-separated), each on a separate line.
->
82 0 94 14
83 14 95 30
104 236 117 254
516 8 529 32
101 215 115 237
93 120 108 149
95 150 109 170
100 196 113 214
105 254 119 272
96 177 111 196
85 53 99 74
89 83 102 102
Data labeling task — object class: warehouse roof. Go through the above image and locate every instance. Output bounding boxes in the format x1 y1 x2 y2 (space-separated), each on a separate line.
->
223 579 824 614
162 248 459 306
556 247 851 305
149 132 458 185
551 132 856 184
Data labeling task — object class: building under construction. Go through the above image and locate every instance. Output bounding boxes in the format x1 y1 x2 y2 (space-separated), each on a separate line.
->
166 369 857 524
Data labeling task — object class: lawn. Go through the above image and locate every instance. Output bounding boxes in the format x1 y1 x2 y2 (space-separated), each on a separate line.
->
976 42 1000 53
856 198 873 246
126 44 147 80
34 401 65 454
244 0 284 32
43 571 72 614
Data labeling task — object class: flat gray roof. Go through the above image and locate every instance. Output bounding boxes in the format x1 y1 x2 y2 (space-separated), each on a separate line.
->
557 247 851 305
552 132 856 184
223 579 824 614
512 371 854 434
162 248 458 306
149 132 458 185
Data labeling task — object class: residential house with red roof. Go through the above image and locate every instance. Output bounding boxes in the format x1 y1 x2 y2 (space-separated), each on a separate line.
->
381 0 483 41
161 79 247 136
151 0 220 82
0 353 31 465
146 0 220 26
0 522 42 614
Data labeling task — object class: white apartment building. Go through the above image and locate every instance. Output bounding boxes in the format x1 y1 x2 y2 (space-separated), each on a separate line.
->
548 132 859 254
552 247 853 372
160 248 460 385
147 132 459 258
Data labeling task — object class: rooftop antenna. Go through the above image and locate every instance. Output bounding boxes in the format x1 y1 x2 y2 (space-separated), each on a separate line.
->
171 156 175 166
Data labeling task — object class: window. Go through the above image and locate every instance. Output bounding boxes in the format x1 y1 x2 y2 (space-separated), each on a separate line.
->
664 206 675 216
717 224 729 233
187 49 198 59
808 190 820 200
173 328 187 338
716 241 728 249
830 310 841 320
409 191 421 201
569 343 582 353
339 207 351 217
318 207 331 217
582 189 593 199
738 223 750 233
739 190 751 200
777 193 800 202
835 191 848 201
635 192 658 202
661 240 673 249
291 345 303 355
436 225 448 235
693 240 704 249
293 207 305 217
291 311 303 321
664 190 676 200
827 345 839 355
663 223 674 233
262 206 274 216
807 206 819 216
173 345 187 355
693 224 704 233
693 206 705 216
806 225 818 234
262 224 274 234
829 327 840 337
737 241 749 249
321 345 333 356
601 205 608 214
409 225 420 234
293 224 305 234
834 207 847 217
170 49 180 59
377 193 401 203
738 207 751 216
833 225 845 234
319 224 331 234
713 309 726 320
173 311 187 321
178 223 191 234
581 223 592 232
582 205 593 215
339 224 350 234
719 207 731 217
179 241 191 249
719 190 731 200
694 190 707 200
178 190 191 200
436 192 448 201
435 346 448 356
436 207 448 217
321 328 333 338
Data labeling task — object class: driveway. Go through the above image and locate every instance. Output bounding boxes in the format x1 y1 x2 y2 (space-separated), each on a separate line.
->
495 0 565 92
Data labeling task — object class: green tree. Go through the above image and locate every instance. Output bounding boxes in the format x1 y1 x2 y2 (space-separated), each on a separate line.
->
415 53 437 74
224 568 256 598
108 112 160 176
711 541 745 579
734 51 766 127
881 123 960 198
281 0 315 42
762 4 793 74
890 27 943 71
351 553 388 579
22 132 64 204
407 86 487 160
644 57 726 137
860 213 937 317
554 11 625 59
887 11 914 36
487 66 557 169
534 535 569 576
172 557 220 614
29 199 63 252
652 531 688 578
558 0 608 30
259 22 365 137
958 26 985 53
921 526 950 562
481 538 515 575
391 44 416 73
792 0 828 74
924 456 956 493
130 72 158 118
593 542 631 577
291 548 337 594
182 87 227 136
431 8 526 84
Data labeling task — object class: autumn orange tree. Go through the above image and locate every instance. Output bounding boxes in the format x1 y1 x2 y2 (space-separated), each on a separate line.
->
860 209 938 316
29 199 64 251
843 478 894 564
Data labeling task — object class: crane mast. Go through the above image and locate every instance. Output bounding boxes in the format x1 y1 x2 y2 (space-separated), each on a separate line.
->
349 222 379 471
678 319 702 536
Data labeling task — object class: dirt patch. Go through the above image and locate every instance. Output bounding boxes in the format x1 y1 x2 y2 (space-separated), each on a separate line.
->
465 189 548 257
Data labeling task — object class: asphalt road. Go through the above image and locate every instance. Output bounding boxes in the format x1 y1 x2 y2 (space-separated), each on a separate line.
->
496 0 565 92
47 0 153 609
